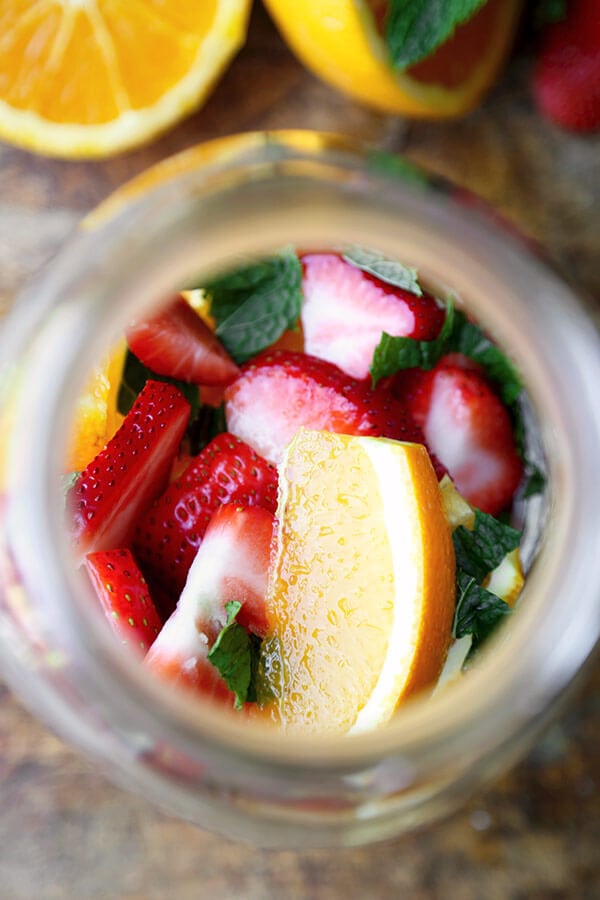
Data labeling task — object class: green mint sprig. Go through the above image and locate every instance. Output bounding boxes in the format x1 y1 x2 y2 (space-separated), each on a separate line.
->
453 571 511 651
452 511 521 654
208 601 261 710
453 511 521 584
370 298 456 385
384 0 488 70
343 246 422 295
202 249 303 364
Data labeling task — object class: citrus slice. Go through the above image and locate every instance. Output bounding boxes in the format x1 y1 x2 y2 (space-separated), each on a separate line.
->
263 0 522 117
0 0 252 158
259 429 455 734
66 340 126 472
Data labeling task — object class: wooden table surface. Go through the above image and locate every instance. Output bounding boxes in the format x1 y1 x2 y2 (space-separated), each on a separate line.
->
1 7 599 898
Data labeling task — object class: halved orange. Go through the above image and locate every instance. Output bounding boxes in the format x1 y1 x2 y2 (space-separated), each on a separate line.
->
259 430 456 734
0 0 252 158
263 0 522 117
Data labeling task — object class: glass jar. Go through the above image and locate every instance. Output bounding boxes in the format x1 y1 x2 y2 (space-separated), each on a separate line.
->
0 131 599 848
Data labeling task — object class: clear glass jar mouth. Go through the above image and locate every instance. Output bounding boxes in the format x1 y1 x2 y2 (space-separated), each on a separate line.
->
2 130 600 779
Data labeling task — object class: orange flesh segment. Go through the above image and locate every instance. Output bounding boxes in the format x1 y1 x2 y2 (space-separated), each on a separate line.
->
260 430 455 734
0 1 219 123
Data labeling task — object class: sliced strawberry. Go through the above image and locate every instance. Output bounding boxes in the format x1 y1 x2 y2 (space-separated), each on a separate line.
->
224 349 420 466
133 433 278 594
300 253 444 380
396 360 523 515
145 504 274 698
126 295 239 385
70 380 190 560
533 0 600 133
85 548 162 654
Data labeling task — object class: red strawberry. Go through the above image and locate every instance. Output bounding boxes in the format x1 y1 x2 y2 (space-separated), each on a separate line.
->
71 381 190 560
145 504 274 698
224 349 420 466
126 295 239 385
85 548 163 654
300 253 444 380
533 0 600 133
395 360 523 515
133 433 278 593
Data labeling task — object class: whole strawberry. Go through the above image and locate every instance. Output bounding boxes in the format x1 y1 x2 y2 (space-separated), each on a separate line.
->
533 0 600 133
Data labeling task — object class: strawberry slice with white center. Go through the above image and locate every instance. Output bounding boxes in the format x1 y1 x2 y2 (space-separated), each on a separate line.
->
300 253 444 380
85 548 162 654
70 380 190 560
224 349 421 467
133 433 278 595
126 294 239 386
145 504 274 698
396 360 523 515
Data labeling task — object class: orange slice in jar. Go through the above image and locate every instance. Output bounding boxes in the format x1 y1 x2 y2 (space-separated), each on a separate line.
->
259 429 456 734
263 0 522 117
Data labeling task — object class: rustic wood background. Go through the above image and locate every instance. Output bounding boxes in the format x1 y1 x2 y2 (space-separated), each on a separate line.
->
0 6 598 898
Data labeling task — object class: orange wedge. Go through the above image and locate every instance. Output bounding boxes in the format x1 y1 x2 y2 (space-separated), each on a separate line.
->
263 0 522 117
66 340 126 473
259 429 455 734
0 0 252 158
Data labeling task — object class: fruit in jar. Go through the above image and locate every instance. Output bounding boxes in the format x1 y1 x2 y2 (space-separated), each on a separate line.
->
224 349 422 466
67 341 127 473
395 358 524 515
126 295 239 386
300 252 444 380
145 504 274 701
84 549 162 654
259 429 455 733
133 432 278 595
67 244 538 730
71 380 190 560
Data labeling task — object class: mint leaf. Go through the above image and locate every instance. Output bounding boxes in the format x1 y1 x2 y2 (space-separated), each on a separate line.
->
208 601 261 710
453 511 521 582
520 464 546 500
385 0 487 69
534 0 567 27
343 246 422 295
370 298 455 386
203 249 303 364
453 571 511 650
367 150 430 189
369 299 522 408
117 349 199 421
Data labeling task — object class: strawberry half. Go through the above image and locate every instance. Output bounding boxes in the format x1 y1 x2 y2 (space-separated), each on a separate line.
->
133 433 278 594
145 504 274 698
126 294 239 385
396 359 523 515
533 0 600 133
224 349 421 466
85 548 163 654
70 380 190 560
300 253 444 380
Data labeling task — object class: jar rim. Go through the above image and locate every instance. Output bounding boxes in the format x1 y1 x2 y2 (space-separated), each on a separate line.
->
2 130 600 778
